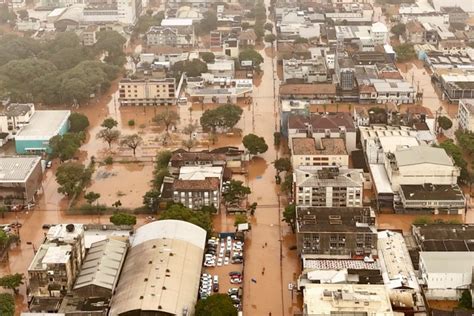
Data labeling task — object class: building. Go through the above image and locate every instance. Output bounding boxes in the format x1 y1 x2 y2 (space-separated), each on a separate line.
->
302 284 395 316
457 99 474 131
287 113 357 153
0 103 35 138
371 22 388 45
412 224 474 252
291 138 349 169
118 78 176 106
294 166 364 207
238 29 257 46
440 73 474 102
419 252 474 300
372 80 416 104
283 58 328 84
80 25 98 46
296 206 377 256
0 156 43 204
28 224 85 297
15 110 70 154
169 151 226 176
440 7 468 25
405 20 426 44
279 84 337 103
146 19 194 47
109 220 206 316
72 239 127 299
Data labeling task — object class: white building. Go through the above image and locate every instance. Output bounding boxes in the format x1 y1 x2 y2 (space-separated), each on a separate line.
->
0 103 35 143
291 137 349 169
294 166 364 207
372 80 416 104
419 252 474 300
371 22 388 45
283 58 328 84
457 99 474 131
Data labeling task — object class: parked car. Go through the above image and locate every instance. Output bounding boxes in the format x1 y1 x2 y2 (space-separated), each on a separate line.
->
230 277 242 284
228 287 239 295
217 258 223 266
213 283 219 292
46 160 52 168
42 224 52 229
229 271 241 277
224 257 229 265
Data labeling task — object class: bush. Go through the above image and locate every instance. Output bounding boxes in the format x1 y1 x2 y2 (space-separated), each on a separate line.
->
69 113 90 133
104 156 113 165
110 212 137 225
77 203 107 214
128 119 135 126
0 293 14 316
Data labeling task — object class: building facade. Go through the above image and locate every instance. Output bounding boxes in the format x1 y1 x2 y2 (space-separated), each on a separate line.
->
457 99 474 131
291 138 349 169
0 156 43 204
118 78 176 106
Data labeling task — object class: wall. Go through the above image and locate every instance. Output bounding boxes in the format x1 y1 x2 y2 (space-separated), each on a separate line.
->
291 154 349 169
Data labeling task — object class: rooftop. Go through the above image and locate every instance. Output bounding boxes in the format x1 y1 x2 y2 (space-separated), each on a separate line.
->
292 138 347 155
280 83 336 96
0 103 34 117
29 243 72 271
160 18 193 26
15 110 70 140
170 151 226 166
178 165 223 181
295 166 363 188
420 252 474 273
173 177 220 191
460 99 474 114
302 258 380 270
400 184 465 202
46 223 84 244
288 112 355 132
393 146 454 167
412 224 474 252
0 156 41 182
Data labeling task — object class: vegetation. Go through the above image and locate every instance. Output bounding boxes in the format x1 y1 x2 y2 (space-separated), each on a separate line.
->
281 173 293 194
264 33 277 44
120 134 143 156
56 162 92 197
222 180 251 205
153 108 180 133
294 37 308 44
413 216 461 225
195 293 237 316
97 128 121 148
200 104 243 133
84 191 100 205
200 52 215 63
243 133 268 155
0 293 14 316
283 204 296 232
274 158 291 174
110 212 137 225
128 119 135 126
239 48 264 67
394 43 416 62
49 133 85 162
264 22 273 32
159 204 213 236
101 117 118 129
0 230 9 248
458 289 473 309
196 11 218 35
142 150 172 210
0 273 24 293
134 11 164 35
234 213 248 227
437 140 469 182
437 116 453 132
391 23 406 38
171 59 208 79
456 130 474 156
182 139 197 151
68 113 90 133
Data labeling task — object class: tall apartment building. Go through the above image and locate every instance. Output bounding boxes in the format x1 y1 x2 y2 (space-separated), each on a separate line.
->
294 166 364 208
118 78 176 106
457 99 474 131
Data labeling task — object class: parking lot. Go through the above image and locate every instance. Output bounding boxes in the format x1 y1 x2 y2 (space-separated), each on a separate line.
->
200 235 244 310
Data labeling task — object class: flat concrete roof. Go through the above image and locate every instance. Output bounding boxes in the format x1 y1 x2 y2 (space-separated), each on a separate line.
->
0 156 41 182
420 252 474 273
16 110 70 140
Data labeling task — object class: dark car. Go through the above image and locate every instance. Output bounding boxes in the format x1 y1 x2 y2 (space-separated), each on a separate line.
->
213 283 219 292
229 271 242 277
232 258 243 264
42 224 52 229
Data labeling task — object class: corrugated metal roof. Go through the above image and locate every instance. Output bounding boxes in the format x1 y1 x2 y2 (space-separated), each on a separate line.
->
0 156 41 182
394 146 453 167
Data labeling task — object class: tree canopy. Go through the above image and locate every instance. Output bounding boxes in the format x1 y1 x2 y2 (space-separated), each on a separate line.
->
121 134 143 156
437 116 453 131
84 191 100 205
56 162 92 197
264 34 277 44
0 273 24 293
200 52 215 63
391 23 406 37
243 133 268 155
394 43 416 62
222 180 251 205
200 104 243 133
195 293 237 316
458 289 472 309
49 133 84 162
171 59 208 78
153 108 180 133
97 129 121 148
274 158 291 174
134 11 164 34
110 212 137 225
159 204 213 236
239 49 264 67
437 140 469 182
69 113 90 133
0 293 14 316
283 204 296 232
101 117 118 129
196 11 218 35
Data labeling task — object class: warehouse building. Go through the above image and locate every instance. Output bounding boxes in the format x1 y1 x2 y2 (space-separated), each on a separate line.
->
0 156 43 204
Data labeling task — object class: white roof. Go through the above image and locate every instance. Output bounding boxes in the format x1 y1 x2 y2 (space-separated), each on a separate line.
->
42 245 71 264
394 146 453 166
16 110 70 140
178 165 223 181
161 18 193 26
372 22 388 33
131 220 207 249
48 7 67 18
379 136 419 153
420 252 474 273
0 156 41 182
369 164 393 194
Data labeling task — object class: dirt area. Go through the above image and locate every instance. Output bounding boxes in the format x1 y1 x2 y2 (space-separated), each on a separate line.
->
428 300 460 311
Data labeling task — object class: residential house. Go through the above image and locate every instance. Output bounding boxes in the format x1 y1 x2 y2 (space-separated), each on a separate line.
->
0 103 35 143
283 58 329 84
168 151 227 176
238 29 257 46
372 80 416 104
440 6 468 25
457 99 474 131
279 84 337 103
146 19 194 47
405 20 425 44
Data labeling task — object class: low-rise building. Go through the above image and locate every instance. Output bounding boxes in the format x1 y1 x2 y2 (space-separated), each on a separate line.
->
279 84 337 103
291 137 348 169
169 151 227 176
296 206 377 256
412 223 474 252
118 77 176 106
146 19 194 47
0 156 43 204
457 99 474 131
14 110 70 155
80 25 98 46
0 103 35 138
294 166 364 207
372 80 416 104
440 6 469 25
440 73 474 102
405 20 426 44
283 58 328 84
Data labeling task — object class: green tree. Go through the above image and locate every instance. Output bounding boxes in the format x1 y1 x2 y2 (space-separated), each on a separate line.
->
241 22 250 30
239 48 264 67
264 33 277 44
101 117 118 129
156 150 172 169
243 133 268 155
171 59 208 78
95 30 126 66
0 273 24 293
253 23 265 40
84 191 100 205
437 140 469 181
143 190 160 210
264 22 273 31
200 104 243 133
196 11 218 35
458 289 472 309
394 43 416 62
274 158 291 174
200 52 215 63
294 37 308 44
110 212 137 225
134 11 164 34
120 134 143 156
0 230 9 248
0 293 14 316
437 116 453 132
195 293 237 316
391 23 406 38
153 108 179 133
413 216 432 225
283 204 296 232
17 9 28 20
97 128 121 148
56 162 90 196
455 130 474 156
182 139 197 151
281 173 293 194
69 112 90 133
152 168 170 191
159 204 213 236
49 133 84 162
234 213 248 227
223 180 251 205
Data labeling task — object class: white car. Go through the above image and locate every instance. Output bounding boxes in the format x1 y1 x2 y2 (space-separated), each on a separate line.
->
220 242 225 249
213 275 219 284
224 257 230 265
233 244 242 251
219 248 225 257
217 258 223 266
204 260 215 267
226 243 232 251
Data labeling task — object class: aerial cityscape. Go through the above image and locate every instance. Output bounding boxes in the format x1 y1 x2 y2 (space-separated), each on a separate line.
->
0 0 473 315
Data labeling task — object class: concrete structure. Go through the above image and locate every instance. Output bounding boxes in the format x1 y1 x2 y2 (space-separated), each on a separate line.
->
294 166 364 207
0 103 35 139
169 151 226 176
303 284 395 316
372 80 416 104
457 99 474 131
398 184 465 214
412 224 474 252
291 138 348 169
146 19 194 47
296 206 377 256
15 110 70 154
405 20 426 44
109 220 206 316
279 84 337 103
0 156 43 204
440 73 474 102
283 58 328 84
80 25 98 46
371 22 388 45
288 113 357 153
118 78 176 106
73 239 127 298
419 252 474 300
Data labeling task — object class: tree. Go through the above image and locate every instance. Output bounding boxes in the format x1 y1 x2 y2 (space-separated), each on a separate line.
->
241 22 250 30
239 49 264 67
223 180 251 205
264 33 277 44
196 11 218 35
0 293 14 316
264 22 273 32
143 190 160 210
458 289 472 309
84 191 100 205
171 59 208 78
243 134 268 155
17 9 28 20
281 173 293 194
438 140 469 182
110 212 137 225
274 158 291 174
283 204 296 233
155 150 172 169
97 128 121 148
200 52 215 63
0 273 24 293
394 43 416 62
134 12 164 34
182 139 197 151
101 117 118 129
0 206 6 218
153 108 179 133
234 213 248 227
455 130 474 156
49 133 84 162
69 112 90 133
294 37 308 44
437 116 453 132
200 104 243 133
195 293 237 316
95 30 126 66
391 23 406 38
56 162 91 196
159 204 213 236
0 230 9 248
120 134 143 156
183 123 198 139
